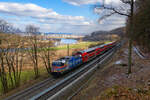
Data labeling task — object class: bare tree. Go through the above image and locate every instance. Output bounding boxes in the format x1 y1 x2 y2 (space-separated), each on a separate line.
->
94 0 135 74
26 25 40 78
0 19 22 34
26 25 40 36
5 39 25 87
0 19 9 33
0 19 13 33
0 49 8 93
0 37 25 94
39 41 55 74
0 39 8 93
131 0 150 52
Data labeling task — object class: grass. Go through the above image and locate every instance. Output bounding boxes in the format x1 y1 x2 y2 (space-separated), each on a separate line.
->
0 68 47 95
27 42 99 52
50 42 100 50
0 81 2 95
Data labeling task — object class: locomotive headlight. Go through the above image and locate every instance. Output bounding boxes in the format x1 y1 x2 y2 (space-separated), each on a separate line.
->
62 60 66 63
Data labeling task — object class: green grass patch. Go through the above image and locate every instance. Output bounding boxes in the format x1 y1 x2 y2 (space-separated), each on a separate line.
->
0 80 2 95
0 68 47 94
26 42 99 52
50 42 100 50
21 68 47 83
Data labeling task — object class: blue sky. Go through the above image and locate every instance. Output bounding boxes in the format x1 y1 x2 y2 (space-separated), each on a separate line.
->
0 0 90 16
0 0 126 34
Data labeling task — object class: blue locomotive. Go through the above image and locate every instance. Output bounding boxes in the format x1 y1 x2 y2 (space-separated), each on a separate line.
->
51 55 82 76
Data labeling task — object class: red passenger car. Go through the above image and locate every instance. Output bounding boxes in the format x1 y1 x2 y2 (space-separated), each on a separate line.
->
75 48 95 62
74 42 116 63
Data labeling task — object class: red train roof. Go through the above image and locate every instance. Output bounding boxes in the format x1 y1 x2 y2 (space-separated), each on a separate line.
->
77 42 115 54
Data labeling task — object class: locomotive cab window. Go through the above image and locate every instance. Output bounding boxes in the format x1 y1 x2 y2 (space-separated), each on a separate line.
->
52 62 64 66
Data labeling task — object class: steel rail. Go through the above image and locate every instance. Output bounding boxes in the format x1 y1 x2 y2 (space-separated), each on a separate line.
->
49 46 118 100
4 44 119 100
30 45 118 100
67 46 118 100
4 78 56 100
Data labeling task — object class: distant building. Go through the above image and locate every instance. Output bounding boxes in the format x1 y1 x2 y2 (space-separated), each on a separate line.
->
54 38 78 46
42 32 84 39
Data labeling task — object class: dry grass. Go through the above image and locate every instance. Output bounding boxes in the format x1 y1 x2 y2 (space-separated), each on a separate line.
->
98 86 150 100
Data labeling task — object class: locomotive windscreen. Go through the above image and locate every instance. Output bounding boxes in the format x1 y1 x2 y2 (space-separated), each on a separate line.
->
52 62 64 66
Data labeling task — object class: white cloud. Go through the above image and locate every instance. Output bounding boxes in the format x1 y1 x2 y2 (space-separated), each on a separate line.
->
63 0 121 6
0 2 89 25
0 2 125 34
38 18 92 26
100 15 126 24
63 0 100 6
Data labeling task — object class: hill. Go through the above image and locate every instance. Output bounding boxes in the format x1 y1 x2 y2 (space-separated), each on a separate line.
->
83 27 125 41
109 27 125 37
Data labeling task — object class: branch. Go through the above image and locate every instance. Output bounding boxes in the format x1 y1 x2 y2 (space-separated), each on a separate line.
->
120 0 131 4
95 5 130 17
98 12 116 22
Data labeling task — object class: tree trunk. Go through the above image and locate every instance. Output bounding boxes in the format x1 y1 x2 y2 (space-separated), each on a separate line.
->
67 44 69 56
0 54 8 93
128 38 132 74
128 0 134 74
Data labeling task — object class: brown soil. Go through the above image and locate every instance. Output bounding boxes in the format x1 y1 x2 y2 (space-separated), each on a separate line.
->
72 43 150 100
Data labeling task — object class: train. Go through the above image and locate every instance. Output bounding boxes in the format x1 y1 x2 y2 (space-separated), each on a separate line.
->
51 41 117 76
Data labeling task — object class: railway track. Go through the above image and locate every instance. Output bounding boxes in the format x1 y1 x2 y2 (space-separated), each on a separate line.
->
30 44 120 100
4 78 59 100
4 68 85 100
4 44 120 100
